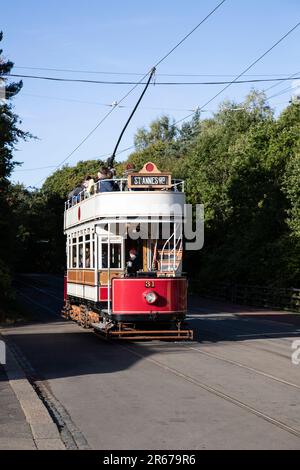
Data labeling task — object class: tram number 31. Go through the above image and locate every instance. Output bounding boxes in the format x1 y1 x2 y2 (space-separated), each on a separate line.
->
145 281 155 288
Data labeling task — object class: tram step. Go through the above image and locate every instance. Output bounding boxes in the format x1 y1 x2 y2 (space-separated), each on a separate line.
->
91 323 193 341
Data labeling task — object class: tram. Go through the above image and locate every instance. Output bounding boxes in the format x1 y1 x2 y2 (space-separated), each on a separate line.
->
62 162 193 340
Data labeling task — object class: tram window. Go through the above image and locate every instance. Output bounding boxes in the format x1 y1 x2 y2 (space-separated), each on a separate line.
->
102 244 108 269
85 237 91 268
85 235 91 268
72 244 77 268
78 243 84 268
111 243 122 268
68 242 71 269
92 238 95 269
101 243 122 269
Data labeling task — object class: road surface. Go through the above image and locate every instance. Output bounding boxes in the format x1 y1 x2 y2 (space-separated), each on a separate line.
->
2 274 300 450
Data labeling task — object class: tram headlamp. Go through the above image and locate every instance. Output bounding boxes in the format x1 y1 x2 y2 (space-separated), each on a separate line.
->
144 291 157 304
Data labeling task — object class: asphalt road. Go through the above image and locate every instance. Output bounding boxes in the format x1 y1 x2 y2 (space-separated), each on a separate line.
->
2 274 300 449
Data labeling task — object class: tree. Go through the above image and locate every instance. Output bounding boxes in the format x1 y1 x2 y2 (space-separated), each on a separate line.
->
42 159 111 199
281 103 300 237
4 86 300 292
123 92 300 287
134 115 178 150
0 31 32 298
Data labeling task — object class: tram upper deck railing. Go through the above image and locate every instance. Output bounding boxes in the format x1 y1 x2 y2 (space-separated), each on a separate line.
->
65 178 185 211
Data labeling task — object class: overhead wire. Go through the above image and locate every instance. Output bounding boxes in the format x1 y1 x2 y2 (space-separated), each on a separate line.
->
11 91 202 112
13 66 295 78
263 69 300 93
29 0 227 186
267 84 298 100
5 73 300 86
173 20 300 126
14 96 294 174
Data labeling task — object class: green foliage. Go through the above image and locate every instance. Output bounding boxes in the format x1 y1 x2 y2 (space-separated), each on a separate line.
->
6 184 66 273
0 259 12 299
42 159 105 199
134 115 178 150
122 93 300 287
5 84 300 290
280 104 300 237
0 32 33 300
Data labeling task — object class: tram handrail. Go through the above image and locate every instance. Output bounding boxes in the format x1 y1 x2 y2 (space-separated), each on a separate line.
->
159 228 183 273
171 237 183 271
160 229 176 273
65 178 185 210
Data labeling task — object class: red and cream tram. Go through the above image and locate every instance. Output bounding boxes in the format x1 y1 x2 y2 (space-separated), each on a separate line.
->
62 162 192 340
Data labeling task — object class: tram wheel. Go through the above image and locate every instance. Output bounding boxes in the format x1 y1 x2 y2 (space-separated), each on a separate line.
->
79 305 90 329
61 302 71 320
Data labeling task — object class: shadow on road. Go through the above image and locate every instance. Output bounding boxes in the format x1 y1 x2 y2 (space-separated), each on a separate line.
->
1 274 299 383
188 294 300 343
4 327 156 380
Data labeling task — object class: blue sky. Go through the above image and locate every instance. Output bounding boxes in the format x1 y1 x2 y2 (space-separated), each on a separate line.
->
2 0 300 187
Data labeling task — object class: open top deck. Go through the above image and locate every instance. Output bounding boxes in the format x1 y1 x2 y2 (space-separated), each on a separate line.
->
64 162 185 231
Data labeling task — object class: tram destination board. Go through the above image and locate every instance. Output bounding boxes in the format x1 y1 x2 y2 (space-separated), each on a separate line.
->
128 173 171 189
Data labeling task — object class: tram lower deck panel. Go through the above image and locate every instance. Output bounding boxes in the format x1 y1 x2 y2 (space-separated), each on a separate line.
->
63 274 192 340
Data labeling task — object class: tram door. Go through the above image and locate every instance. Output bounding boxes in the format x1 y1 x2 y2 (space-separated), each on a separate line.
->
122 221 183 275
96 224 124 302
144 222 183 275
124 222 149 274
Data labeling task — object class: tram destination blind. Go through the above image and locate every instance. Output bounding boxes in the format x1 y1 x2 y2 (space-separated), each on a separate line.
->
129 173 171 189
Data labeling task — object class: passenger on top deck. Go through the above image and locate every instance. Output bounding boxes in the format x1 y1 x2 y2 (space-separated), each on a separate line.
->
83 175 95 198
68 183 84 205
96 167 115 192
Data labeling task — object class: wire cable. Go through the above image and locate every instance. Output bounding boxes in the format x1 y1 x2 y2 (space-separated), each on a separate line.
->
109 68 156 166
31 0 227 186
263 69 300 93
198 21 300 111
6 73 300 86
14 165 57 172
14 96 293 174
267 83 299 100
13 92 197 112
15 145 136 176
173 20 300 126
13 66 294 78
153 0 226 68
32 70 154 186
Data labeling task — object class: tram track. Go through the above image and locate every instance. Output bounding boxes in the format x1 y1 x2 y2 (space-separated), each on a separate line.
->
189 324 297 365
119 343 300 441
4 281 89 449
189 311 300 359
183 345 300 391
16 279 299 382
191 321 295 354
13 278 300 443
3 335 91 450
16 279 62 302
17 278 299 355
189 308 300 343
16 289 62 316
